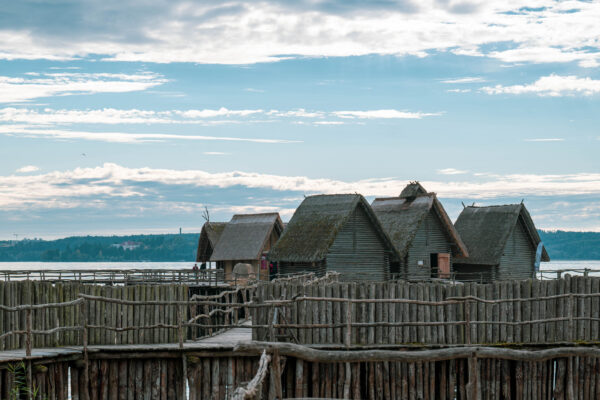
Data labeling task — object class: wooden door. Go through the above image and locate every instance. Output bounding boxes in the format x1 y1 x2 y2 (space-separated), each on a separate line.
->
438 253 450 278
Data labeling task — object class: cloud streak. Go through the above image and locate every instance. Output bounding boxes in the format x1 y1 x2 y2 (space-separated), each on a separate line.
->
3 163 600 210
0 107 442 126
0 72 167 103
0 125 300 144
481 75 600 97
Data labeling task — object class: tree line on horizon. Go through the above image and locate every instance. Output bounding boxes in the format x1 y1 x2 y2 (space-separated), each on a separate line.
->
0 230 598 262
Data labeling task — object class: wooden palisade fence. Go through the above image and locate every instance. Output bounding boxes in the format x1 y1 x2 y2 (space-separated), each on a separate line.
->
253 274 600 346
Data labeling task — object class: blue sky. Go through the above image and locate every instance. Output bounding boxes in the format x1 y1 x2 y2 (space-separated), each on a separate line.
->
1 0 599 239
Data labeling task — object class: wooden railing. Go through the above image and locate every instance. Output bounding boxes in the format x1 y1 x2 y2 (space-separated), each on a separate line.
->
0 268 227 286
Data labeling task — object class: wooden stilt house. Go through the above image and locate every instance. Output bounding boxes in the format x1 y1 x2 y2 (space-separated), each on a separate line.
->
371 182 468 280
210 213 284 282
453 203 550 282
195 222 226 267
267 194 400 281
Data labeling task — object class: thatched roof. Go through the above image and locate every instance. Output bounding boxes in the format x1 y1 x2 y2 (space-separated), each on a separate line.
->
196 222 226 263
372 184 468 258
454 204 550 266
210 213 284 262
268 194 400 263
399 181 428 199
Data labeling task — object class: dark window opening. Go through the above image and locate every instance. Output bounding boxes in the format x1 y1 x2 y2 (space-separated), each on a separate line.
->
430 253 438 278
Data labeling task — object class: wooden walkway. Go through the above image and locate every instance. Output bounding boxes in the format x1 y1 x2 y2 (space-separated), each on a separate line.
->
0 320 253 364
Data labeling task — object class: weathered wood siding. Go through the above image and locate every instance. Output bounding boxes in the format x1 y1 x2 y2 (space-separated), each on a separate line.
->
453 263 497 282
405 210 453 279
278 261 326 277
498 216 536 280
326 205 390 281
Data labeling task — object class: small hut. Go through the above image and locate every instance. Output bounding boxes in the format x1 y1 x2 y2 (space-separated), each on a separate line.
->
453 203 550 282
195 222 226 267
210 213 284 282
267 194 400 281
371 182 468 280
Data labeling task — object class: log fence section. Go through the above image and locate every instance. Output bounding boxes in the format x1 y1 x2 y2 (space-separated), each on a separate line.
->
2 276 600 353
254 276 600 346
1 345 599 400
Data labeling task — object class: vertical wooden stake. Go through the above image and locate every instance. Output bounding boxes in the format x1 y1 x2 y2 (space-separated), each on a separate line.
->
26 307 33 400
467 356 479 400
25 307 32 357
270 349 283 400
464 299 471 345
177 304 184 349
568 294 574 342
80 298 90 400
346 299 352 348
567 356 575 400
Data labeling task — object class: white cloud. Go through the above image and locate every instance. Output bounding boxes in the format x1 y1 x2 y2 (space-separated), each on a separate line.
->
3 163 600 210
314 121 344 125
16 165 39 173
174 108 263 118
0 107 441 126
0 72 166 103
524 138 564 142
442 77 485 84
0 125 300 144
332 109 441 119
0 1 599 65
437 168 468 175
481 75 600 97
446 89 471 93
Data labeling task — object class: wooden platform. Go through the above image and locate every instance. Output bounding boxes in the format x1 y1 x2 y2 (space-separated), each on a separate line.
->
0 320 253 364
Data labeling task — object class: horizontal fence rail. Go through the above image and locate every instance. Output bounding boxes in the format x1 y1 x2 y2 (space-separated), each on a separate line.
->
0 268 227 286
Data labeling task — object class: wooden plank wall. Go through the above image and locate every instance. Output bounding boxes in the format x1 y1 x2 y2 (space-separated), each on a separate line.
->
254 275 600 346
0 282 189 350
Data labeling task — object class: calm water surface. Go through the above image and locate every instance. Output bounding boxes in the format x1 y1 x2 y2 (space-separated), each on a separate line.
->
0 260 598 271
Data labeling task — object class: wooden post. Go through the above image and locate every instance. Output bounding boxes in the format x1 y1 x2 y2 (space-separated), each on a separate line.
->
346 299 352 348
467 356 479 400
80 297 90 400
270 349 283 400
464 299 471 345
568 294 574 342
177 304 184 349
25 307 32 357
345 298 352 399
25 307 33 400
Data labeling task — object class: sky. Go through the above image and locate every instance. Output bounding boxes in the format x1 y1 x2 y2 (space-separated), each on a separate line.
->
0 0 599 239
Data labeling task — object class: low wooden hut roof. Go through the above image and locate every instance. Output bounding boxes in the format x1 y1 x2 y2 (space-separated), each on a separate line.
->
454 203 550 266
210 213 284 262
268 194 400 263
196 222 226 263
371 184 468 259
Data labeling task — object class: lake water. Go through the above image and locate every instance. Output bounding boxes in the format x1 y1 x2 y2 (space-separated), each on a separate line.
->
0 260 598 272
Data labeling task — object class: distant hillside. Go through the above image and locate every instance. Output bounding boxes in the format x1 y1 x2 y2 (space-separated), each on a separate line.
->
0 234 199 262
539 230 600 260
0 230 598 262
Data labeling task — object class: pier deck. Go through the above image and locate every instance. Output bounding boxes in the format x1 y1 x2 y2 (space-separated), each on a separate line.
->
0 321 252 364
